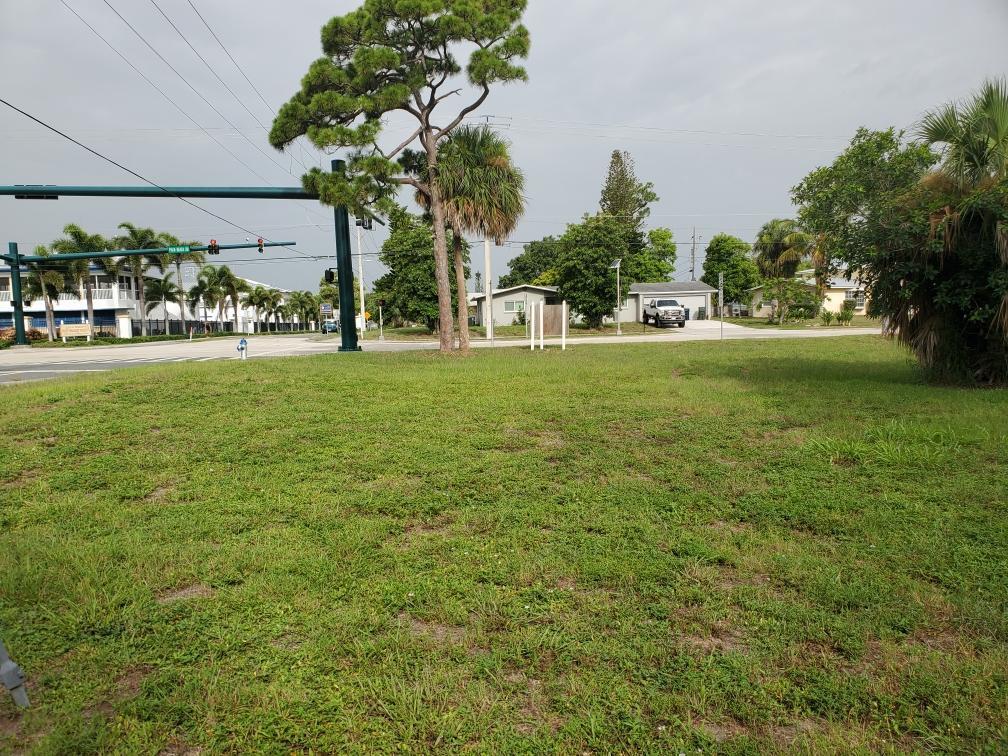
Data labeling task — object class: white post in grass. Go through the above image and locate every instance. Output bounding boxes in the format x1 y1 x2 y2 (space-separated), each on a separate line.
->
539 300 544 350
562 301 568 351
529 301 536 351
484 239 494 345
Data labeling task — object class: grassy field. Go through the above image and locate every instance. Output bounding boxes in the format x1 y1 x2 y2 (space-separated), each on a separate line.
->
1 337 1006 753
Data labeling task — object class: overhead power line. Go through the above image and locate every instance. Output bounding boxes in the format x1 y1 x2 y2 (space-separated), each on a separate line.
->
100 0 299 182
145 0 307 172
58 0 275 186
185 0 321 170
0 96 316 260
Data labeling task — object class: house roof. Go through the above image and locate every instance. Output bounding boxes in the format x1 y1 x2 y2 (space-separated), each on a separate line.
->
471 284 558 301
629 281 716 295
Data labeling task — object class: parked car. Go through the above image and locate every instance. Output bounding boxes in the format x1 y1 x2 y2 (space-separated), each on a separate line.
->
642 298 686 328
321 319 339 334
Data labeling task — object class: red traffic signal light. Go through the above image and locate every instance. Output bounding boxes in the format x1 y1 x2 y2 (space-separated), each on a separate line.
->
257 238 264 254
208 239 219 255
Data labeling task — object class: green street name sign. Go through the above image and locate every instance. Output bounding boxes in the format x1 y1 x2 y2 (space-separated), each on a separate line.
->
168 245 191 254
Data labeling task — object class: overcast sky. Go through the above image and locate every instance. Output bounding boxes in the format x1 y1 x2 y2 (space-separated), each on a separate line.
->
1 0 1005 290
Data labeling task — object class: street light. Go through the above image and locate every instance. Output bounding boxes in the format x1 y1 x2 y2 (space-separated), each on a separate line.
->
610 258 622 336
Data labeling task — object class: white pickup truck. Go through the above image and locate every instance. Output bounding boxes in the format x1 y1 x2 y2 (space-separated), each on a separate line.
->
642 298 686 328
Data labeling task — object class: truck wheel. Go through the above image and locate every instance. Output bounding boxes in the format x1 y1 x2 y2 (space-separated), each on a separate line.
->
679 322 686 328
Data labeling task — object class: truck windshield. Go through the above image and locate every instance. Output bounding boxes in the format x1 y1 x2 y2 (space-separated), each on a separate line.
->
656 299 679 307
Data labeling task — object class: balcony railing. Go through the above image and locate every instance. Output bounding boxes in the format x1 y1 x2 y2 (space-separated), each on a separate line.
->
0 290 10 302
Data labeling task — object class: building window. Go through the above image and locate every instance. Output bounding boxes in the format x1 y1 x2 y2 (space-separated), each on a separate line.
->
118 276 132 291
845 290 866 309
503 300 525 313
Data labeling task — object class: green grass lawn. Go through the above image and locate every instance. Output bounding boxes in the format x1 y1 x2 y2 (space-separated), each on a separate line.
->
1 337 1006 752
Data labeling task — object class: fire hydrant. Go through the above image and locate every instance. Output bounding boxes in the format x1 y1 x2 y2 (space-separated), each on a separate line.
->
237 337 248 360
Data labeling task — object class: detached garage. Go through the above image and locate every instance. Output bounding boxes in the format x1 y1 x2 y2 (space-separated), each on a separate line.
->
628 282 716 321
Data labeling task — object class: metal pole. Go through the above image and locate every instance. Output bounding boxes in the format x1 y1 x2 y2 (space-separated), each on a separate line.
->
331 159 360 352
529 302 535 351
378 305 384 342
7 243 27 346
356 223 366 339
484 239 493 345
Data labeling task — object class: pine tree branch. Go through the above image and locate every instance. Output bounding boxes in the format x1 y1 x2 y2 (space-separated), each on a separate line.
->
435 85 490 141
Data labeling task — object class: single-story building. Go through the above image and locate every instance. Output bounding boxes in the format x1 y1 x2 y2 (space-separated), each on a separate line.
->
472 284 561 327
750 271 867 318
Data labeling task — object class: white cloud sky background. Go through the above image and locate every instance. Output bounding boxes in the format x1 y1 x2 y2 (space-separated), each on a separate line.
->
1 0 1005 289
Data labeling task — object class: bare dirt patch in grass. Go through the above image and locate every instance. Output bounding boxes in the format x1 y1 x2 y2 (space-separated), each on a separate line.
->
700 718 748 743
146 485 172 503
156 584 214 605
271 633 303 651
159 737 204 755
504 669 563 736
678 622 748 654
399 612 466 645
769 717 825 746
403 515 453 538
708 519 751 535
2 469 41 489
717 567 772 591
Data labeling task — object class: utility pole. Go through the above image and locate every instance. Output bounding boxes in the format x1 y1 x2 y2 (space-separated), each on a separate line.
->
331 159 360 351
690 227 699 282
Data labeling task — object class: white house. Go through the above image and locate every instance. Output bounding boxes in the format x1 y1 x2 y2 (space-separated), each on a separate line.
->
472 284 560 327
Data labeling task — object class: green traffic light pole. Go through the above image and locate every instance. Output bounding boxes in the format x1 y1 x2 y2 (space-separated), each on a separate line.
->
1 162 362 351
1 240 294 346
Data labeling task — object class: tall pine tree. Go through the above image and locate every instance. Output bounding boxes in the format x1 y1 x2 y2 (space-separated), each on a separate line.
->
599 151 659 233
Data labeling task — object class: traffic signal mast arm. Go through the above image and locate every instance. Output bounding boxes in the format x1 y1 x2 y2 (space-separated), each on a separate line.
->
0 240 295 264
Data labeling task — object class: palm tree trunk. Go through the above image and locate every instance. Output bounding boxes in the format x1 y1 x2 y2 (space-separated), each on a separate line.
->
233 295 240 331
135 266 148 336
425 160 456 353
175 259 187 333
452 231 470 353
43 292 55 341
83 276 95 338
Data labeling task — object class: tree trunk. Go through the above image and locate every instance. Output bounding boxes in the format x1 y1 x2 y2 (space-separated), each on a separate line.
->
424 148 456 353
452 231 470 354
83 276 95 338
135 265 148 336
43 292 55 341
175 260 187 333
233 296 240 331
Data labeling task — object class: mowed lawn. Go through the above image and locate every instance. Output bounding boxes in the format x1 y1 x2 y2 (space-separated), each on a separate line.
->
1 337 1006 753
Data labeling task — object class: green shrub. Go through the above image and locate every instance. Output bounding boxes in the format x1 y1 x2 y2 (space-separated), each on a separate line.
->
837 300 856 326
820 310 835 326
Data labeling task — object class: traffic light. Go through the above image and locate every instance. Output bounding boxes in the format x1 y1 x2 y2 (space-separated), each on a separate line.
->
207 239 219 255
324 269 336 284
257 238 264 254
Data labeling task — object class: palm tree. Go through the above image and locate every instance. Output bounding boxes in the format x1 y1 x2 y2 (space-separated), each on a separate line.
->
753 219 806 279
24 247 68 341
217 267 249 330
53 224 107 338
919 77 1008 190
415 125 526 353
242 285 272 332
187 278 216 332
115 223 171 336
261 289 282 331
145 272 182 318
782 229 831 302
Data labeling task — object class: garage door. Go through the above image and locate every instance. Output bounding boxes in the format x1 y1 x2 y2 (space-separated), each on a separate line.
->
675 294 708 316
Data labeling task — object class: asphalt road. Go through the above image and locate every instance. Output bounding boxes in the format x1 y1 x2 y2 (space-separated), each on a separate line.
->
0 321 882 385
